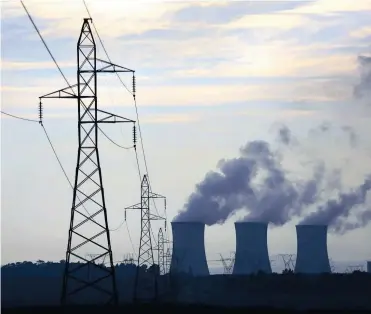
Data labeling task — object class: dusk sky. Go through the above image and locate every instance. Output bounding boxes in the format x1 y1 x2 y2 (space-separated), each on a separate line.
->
1 0 371 270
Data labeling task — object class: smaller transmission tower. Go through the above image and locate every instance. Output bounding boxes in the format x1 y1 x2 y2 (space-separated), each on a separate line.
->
346 265 364 273
122 254 135 265
219 252 235 274
157 228 165 276
125 174 166 302
164 247 172 274
155 228 171 275
279 254 296 273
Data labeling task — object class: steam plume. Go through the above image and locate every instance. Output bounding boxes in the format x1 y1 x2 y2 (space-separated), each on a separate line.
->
174 124 371 233
300 176 371 234
174 131 325 226
309 122 358 148
354 55 371 99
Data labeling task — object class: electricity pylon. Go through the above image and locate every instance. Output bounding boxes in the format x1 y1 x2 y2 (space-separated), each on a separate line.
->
219 252 235 274
39 18 135 305
125 174 166 302
279 254 296 272
155 228 171 275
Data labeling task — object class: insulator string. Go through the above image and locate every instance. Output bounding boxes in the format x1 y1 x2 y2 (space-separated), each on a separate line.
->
133 124 137 149
38 98 43 125
132 74 136 98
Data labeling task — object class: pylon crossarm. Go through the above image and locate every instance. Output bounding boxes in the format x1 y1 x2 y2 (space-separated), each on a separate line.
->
149 192 165 199
95 109 136 124
39 84 80 99
95 58 134 73
125 203 141 210
149 213 165 220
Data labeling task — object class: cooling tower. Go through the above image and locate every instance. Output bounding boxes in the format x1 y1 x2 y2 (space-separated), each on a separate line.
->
232 222 272 275
295 224 331 274
170 222 209 276
367 261 371 273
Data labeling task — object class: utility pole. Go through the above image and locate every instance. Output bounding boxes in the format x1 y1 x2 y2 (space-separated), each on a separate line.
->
39 18 136 305
125 174 166 302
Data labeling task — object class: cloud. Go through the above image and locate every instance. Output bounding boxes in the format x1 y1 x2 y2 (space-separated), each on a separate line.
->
288 0 371 15
1 60 75 71
141 113 199 124
222 13 309 30
171 51 357 79
350 26 371 39
171 1 308 25
2 1 191 39
239 109 316 119
1 77 353 111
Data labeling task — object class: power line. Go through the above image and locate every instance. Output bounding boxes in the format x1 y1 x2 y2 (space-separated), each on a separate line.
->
125 221 137 260
2 110 132 151
21 0 129 151
82 0 164 220
99 128 133 149
1 109 103 228
82 0 132 96
43 123 126 231
1 111 39 123
20 1 128 233
20 0 71 93
41 124 73 188
82 0 168 259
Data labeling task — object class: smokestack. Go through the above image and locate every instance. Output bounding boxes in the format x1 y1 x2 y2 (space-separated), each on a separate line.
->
295 224 331 274
232 222 272 275
170 222 209 276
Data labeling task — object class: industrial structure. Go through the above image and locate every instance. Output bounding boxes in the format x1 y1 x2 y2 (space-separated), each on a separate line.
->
125 174 166 301
220 252 236 274
345 265 364 273
170 222 209 276
232 222 272 275
38 17 136 305
368 261 371 273
294 224 331 274
279 254 296 272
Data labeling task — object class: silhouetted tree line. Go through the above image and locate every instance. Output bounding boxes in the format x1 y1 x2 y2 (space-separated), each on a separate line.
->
2 261 371 309
1 260 161 278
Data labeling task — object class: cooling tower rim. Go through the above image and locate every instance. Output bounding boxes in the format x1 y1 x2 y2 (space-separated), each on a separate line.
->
235 221 268 225
296 224 328 228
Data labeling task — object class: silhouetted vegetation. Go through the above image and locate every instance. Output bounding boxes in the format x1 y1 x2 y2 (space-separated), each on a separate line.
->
2 261 371 310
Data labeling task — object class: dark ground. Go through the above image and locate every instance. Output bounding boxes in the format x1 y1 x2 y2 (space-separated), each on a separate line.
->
2 263 371 311
2 304 369 314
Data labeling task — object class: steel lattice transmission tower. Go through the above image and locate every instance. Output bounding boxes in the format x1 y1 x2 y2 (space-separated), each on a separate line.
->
219 252 235 275
39 18 135 305
125 174 166 302
279 254 296 272
156 228 171 275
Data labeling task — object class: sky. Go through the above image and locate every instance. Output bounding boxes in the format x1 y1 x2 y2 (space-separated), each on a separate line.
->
1 0 371 271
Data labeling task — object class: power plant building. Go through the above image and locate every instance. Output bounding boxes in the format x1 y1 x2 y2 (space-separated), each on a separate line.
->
232 222 272 275
294 224 331 274
170 221 209 276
